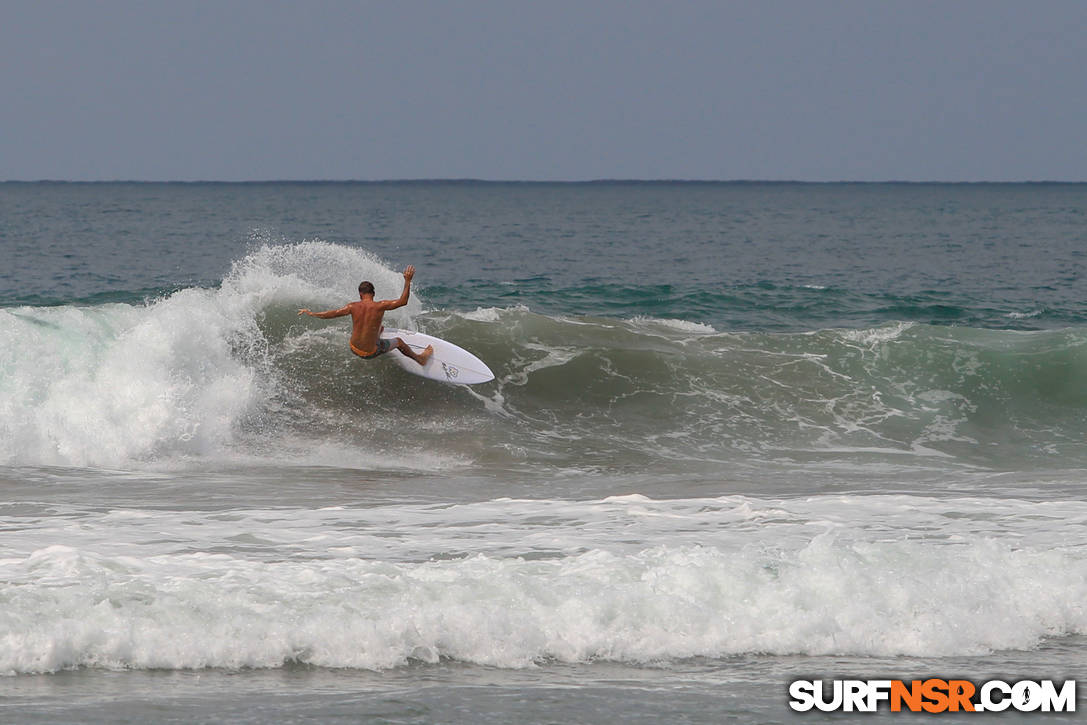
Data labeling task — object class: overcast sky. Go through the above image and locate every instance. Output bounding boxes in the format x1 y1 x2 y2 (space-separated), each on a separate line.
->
2 0 1085 181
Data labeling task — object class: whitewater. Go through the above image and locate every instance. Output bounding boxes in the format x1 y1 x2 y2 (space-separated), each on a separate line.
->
3 182 1086 723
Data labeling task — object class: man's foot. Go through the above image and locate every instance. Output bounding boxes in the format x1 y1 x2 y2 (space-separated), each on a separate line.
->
417 345 434 365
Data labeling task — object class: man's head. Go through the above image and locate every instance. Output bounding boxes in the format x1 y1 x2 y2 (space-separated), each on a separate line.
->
358 281 375 298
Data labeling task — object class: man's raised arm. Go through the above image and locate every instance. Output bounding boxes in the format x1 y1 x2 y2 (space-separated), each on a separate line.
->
382 265 415 310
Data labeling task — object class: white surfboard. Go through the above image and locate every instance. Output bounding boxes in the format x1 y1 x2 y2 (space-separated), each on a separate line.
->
380 328 495 384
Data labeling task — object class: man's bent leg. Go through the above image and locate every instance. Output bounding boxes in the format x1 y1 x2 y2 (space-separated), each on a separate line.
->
395 338 433 366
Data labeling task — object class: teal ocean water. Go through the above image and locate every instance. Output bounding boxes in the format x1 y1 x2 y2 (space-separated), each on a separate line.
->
2 182 1086 722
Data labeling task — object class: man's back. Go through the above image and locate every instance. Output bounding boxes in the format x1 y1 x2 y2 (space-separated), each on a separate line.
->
347 299 388 355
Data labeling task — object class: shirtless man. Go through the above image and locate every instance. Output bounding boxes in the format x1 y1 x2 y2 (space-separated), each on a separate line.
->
298 265 433 365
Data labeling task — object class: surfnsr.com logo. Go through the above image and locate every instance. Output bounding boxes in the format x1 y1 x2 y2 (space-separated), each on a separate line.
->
788 679 1077 713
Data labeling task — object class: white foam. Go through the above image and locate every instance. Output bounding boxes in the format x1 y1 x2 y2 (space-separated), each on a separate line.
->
0 241 421 468
838 321 916 347
0 297 258 467
459 305 530 323
631 316 718 335
2 494 1085 674
2 535 1083 674
461 307 503 322
1006 309 1043 320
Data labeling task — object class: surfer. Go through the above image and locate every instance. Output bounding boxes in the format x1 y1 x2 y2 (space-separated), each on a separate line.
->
298 265 433 366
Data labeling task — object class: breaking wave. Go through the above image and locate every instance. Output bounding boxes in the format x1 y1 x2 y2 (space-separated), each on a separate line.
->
4 242 1087 471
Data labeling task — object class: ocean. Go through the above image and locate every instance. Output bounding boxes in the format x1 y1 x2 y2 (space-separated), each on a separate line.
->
2 181 1086 723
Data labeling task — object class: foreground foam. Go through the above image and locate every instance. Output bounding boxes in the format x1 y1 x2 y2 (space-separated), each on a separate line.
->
3 494 1087 674
2 534 1083 675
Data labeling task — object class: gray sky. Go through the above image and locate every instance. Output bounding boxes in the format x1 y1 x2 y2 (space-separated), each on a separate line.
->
2 0 1085 181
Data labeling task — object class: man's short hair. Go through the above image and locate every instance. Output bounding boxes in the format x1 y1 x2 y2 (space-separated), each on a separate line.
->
359 281 375 296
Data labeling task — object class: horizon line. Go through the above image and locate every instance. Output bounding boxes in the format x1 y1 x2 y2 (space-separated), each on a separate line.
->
3 178 1085 185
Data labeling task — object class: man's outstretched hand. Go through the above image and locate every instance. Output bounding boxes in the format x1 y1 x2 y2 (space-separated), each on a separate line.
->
403 265 415 282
